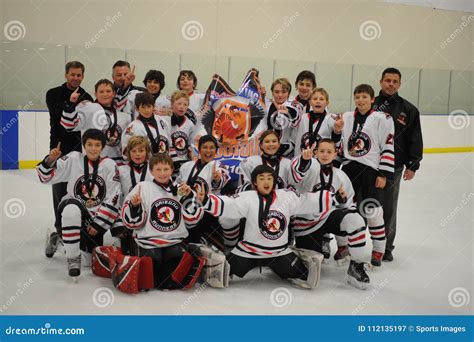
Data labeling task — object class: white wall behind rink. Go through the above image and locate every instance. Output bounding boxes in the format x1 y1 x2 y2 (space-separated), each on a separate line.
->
18 111 474 163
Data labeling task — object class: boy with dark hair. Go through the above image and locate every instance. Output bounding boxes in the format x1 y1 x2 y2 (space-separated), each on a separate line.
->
121 92 172 158
198 165 330 289
291 70 317 113
124 69 172 119
37 129 121 279
177 70 205 113
340 84 395 267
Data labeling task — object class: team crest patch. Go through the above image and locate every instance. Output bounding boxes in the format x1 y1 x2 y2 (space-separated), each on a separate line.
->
156 136 169 154
348 132 371 157
150 198 181 232
74 175 106 208
261 210 286 240
301 132 321 150
104 125 122 147
171 131 189 156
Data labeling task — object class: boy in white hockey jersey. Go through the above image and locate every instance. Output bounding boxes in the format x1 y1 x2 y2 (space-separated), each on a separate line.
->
169 90 197 175
341 84 395 267
292 88 343 156
198 165 332 289
121 92 172 159
61 79 131 163
122 69 171 120
291 139 370 289
112 136 154 254
266 78 303 158
36 129 121 278
238 130 293 191
121 154 205 289
179 135 229 250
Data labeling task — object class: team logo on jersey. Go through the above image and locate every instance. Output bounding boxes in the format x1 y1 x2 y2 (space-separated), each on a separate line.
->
312 183 336 193
192 177 209 196
74 175 106 208
155 136 169 154
171 131 189 156
300 132 321 150
348 132 371 157
149 198 181 232
104 125 122 147
261 210 286 240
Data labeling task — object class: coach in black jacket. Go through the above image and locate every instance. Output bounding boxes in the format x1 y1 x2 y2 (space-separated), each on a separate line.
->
374 67 423 262
45 61 93 257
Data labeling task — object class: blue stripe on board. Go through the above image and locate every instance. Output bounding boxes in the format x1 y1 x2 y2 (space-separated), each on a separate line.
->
0 111 19 170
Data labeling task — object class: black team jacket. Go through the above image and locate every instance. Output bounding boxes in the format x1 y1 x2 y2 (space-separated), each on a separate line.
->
374 91 423 172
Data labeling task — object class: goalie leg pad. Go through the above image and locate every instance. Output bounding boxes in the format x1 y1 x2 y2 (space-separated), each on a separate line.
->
289 247 324 289
92 246 122 278
110 253 154 294
194 244 230 288
170 251 205 289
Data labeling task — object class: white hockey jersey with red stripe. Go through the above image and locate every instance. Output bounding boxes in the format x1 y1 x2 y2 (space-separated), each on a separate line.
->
61 102 130 162
265 100 303 157
204 189 333 258
341 109 395 177
121 115 173 159
121 180 201 249
36 152 121 232
292 111 339 156
290 158 357 236
170 115 197 163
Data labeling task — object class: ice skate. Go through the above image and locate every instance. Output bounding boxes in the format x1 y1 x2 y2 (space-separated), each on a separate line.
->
67 255 81 280
346 260 370 290
45 230 60 258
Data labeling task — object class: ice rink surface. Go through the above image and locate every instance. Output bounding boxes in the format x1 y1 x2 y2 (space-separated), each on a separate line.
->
0 153 472 315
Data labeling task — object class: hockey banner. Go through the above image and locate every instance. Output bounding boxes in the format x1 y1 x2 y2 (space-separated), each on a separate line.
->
195 69 267 184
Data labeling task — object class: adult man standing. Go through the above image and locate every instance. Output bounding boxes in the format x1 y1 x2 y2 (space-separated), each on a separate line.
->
45 61 93 258
112 60 145 111
374 67 423 261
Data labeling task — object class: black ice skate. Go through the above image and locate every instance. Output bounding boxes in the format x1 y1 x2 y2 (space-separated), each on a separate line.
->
346 260 370 290
67 256 81 279
45 231 60 258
